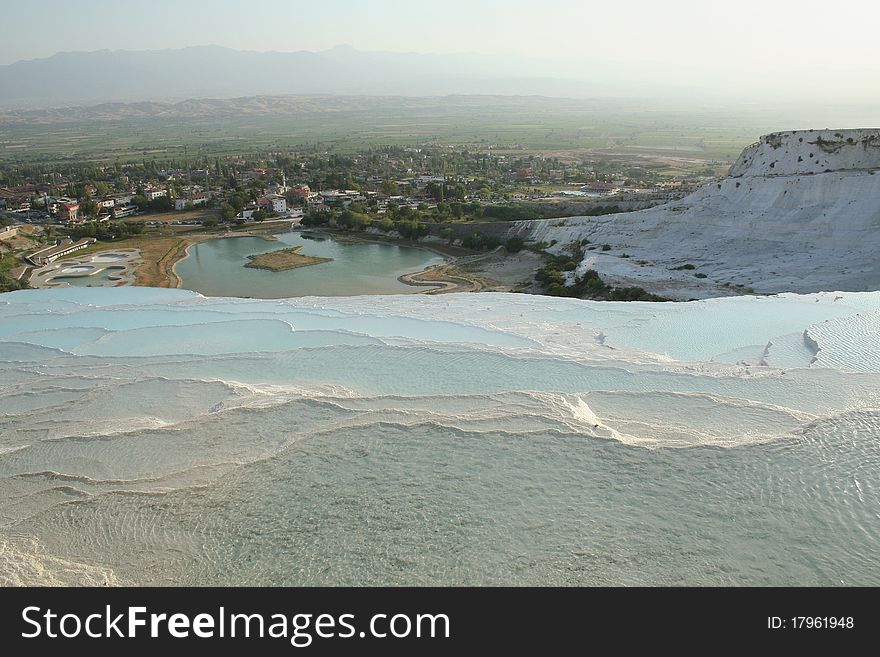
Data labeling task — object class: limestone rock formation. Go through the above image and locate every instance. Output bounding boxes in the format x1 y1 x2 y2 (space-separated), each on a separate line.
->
514 129 880 299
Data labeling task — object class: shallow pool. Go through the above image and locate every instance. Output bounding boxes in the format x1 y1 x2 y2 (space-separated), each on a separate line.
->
50 266 126 286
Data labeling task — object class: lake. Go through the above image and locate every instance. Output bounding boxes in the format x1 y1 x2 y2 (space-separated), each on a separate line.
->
174 230 446 297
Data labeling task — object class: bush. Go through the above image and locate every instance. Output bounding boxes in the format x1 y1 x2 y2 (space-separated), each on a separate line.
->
505 236 525 253
460 232 501 251
301 211 330 227
481 204 542 222
68 221 144 241
605 286 667 301
338 210 372 231
536 260 668 302
535 267 566 287
582 205 622 217
395 220 429 240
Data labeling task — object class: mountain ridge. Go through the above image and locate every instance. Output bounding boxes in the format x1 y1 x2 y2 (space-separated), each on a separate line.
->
0 44 599 109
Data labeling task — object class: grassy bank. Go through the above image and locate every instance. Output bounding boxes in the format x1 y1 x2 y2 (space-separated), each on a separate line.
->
245 246 333 271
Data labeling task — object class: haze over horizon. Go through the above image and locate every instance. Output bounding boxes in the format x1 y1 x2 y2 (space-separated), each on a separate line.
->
2 0 880 107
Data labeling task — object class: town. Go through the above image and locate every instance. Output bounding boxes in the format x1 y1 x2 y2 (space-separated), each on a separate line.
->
1 144 709 292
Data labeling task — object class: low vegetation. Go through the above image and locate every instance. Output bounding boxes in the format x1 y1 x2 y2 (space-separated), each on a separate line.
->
0 253 28 292
68 221 145 241
244 246 333 271
535 244 667 301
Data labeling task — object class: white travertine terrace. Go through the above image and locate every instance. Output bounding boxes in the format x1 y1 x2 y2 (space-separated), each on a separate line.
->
2 287 880 585
730 129 880 177
513 128 880 299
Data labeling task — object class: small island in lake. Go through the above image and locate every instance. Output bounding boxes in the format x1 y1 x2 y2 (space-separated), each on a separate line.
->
244 245 333 271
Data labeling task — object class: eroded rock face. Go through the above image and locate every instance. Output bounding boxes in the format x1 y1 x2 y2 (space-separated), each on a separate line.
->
512 129 880 299
730 129 880 177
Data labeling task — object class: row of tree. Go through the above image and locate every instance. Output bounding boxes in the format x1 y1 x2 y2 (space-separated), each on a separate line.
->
67 221 144 241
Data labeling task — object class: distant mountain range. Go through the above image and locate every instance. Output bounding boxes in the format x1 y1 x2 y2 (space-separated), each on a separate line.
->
0 45 603 108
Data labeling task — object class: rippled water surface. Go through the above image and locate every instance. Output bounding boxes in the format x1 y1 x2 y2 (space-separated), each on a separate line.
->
1 288 878 585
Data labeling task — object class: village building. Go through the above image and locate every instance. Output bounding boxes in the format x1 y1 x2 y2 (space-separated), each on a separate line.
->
258 194 287 214
26 238 97 266
144 188 168 201
57 200 80 223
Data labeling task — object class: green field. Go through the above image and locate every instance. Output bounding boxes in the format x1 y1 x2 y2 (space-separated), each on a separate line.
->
0 96 788 167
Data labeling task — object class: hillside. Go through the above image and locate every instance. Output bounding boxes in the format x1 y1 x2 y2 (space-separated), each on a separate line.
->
511 129 880 299
0 45 595 108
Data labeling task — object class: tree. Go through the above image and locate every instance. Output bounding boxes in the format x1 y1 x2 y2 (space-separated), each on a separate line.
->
80 197 99 218
395 220 428 240
147 196 173 212
380 179 398 196
425 181 444 202
396 206 415 221
301 211 329 227
228 193 248 213
338 210 371 231
219 203 237 223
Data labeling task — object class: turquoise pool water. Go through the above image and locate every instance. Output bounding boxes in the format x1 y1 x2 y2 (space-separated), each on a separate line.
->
2 287 879 586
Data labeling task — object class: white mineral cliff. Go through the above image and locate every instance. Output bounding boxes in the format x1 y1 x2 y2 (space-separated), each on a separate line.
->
512 129 880 299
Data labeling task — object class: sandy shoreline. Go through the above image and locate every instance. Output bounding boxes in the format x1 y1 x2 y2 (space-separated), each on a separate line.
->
398 263 509 294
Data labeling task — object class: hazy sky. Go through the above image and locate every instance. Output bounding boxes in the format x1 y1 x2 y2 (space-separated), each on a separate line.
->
3 0 879 101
